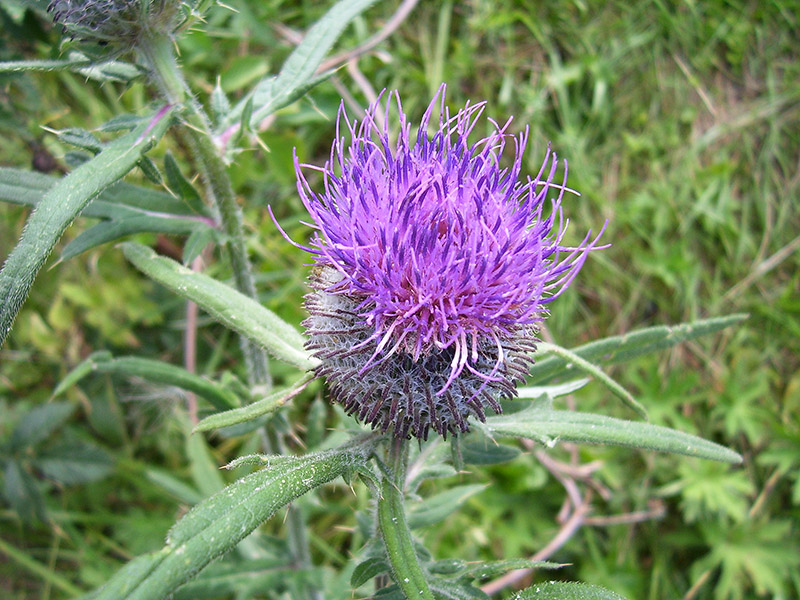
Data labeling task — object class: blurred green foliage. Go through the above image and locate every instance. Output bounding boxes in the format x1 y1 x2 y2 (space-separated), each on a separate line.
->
1 0 798 598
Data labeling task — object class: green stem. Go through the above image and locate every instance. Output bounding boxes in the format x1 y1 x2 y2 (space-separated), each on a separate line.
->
378 437 435 600
137 31 270 389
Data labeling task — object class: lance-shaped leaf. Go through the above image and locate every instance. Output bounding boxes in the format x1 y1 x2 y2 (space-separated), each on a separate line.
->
59 215 215 262
121 242 315 371
54 352 240 411
220 0 377 132
0 168 217 261
88 437 377 600
479 406 742 464
514 581 625 600
407 484 487 529
0 55 142 82
193 373 314 432
517 582 628 599
528 314 747 384
0 107 175 347
0 168 190 217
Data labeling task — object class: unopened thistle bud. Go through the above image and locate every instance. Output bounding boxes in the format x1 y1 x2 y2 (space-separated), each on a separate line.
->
47 0 180 49
284 86 605 440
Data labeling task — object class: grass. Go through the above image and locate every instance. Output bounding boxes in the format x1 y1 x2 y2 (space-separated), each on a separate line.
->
1 0 799 598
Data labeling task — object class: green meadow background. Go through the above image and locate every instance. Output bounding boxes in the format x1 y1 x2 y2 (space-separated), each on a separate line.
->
1 1 798 598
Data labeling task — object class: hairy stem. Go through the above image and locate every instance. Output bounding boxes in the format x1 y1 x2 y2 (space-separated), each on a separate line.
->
137 31 270 388
378 437 435 600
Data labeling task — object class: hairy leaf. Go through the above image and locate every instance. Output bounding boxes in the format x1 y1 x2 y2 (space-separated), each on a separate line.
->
528 315 747 383
10 402 75 451
0 107 174 346
89 438 377 600
480 407 742 463
54 353 240 411
193 374 313 432
121 242 315 371
220 0 378 131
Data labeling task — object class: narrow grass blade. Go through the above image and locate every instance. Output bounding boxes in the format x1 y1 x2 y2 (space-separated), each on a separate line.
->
193 373 314 432
54 353 240 411
88 438 378 600
0 107 174 347
528 314 748 383
221 0 377 131
121 242 316 371
481 406 742 464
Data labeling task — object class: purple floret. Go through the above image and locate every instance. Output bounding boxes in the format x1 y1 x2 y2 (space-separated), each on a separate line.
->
285 85 605 439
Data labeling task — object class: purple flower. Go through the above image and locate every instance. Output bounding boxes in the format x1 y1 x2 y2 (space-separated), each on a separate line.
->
283 86 604 439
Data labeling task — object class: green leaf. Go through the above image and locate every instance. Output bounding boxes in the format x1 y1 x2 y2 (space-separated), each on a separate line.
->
210 77 231 125
536 342 647 419
186 431 226 498
137 156 163 185
0 55 142 82
480 406 743 464
163 152 207 216
54 354 240 411
0 169 215 262
221 0 378 131
170 558 288 599
182 227 217 265
2 460 47 523
193 374 313 432
10 402 75 451
351 556 390 587
121 242 315 371
97 114 148 132
528 315 748 383
57 128 103 153
144 469 202 505
88 438 377 600
428 577 488 600
517 379 590 400
0 107 175 347
60 216 213 262
0 57 95 72
0 168 192 217
516 581 628 600
457 559 562 580
36 442 114 484
408 484 487 529
460 440 521 465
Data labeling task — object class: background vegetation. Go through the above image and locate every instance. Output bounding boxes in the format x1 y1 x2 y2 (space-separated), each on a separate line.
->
1 0 798 598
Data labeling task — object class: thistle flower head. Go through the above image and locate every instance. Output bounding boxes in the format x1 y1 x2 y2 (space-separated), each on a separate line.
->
289 86 605 439
48 0 180 48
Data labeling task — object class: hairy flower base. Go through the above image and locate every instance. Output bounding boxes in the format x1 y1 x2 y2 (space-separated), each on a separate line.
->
305 267 537 439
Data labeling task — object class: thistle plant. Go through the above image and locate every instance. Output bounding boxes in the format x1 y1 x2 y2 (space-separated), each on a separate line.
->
295 88 604 439
0 2 750 599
